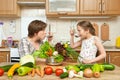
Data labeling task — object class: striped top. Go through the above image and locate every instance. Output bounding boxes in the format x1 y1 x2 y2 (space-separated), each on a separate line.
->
18 37 43 57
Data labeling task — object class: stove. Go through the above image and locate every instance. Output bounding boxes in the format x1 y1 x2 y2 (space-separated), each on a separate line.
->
10 48 20 62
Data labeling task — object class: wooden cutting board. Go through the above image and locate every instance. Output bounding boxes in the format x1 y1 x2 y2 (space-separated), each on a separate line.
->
101 23 109 41
92 23 99 36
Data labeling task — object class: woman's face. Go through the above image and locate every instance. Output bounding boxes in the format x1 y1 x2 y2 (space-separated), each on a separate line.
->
77 26 88 39
36 29 46 40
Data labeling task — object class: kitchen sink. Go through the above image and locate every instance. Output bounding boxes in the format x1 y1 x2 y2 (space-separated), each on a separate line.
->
103 46 116 49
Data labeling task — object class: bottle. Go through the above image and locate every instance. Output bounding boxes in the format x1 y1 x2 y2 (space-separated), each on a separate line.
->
7 37 13 48
116 36 120 48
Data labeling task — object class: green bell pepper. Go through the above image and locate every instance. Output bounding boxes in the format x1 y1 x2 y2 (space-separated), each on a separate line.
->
17 66 32 76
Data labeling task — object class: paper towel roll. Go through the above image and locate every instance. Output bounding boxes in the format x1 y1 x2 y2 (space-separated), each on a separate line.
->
0 22 6 46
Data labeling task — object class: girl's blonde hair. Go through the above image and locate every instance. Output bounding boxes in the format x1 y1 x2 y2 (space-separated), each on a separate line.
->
77 21 95 35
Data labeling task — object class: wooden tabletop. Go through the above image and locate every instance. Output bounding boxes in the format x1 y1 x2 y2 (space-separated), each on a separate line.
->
0 60 120 80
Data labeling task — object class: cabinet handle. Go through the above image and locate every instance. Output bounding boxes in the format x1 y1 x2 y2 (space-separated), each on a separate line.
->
99 2 102 13
108 53 110 63
105 56 107 63
102 2 105 13
7 54 8 62
58 12 67 15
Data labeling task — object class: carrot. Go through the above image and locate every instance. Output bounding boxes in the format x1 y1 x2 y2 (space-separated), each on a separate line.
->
35 68 41 76
31 68 35 77
40 68 44 78
40 67 45 78
28 71 31 75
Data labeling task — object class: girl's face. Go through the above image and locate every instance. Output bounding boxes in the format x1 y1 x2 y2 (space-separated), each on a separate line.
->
77 26 88 39
36 29 46 40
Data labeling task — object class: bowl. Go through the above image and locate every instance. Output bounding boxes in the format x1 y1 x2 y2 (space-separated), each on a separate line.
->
46 56 63 66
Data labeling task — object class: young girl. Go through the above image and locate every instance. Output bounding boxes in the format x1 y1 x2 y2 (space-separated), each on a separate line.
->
70 21 106 64
18 20 53 57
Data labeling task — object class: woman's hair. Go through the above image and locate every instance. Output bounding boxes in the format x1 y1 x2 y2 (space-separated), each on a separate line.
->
77 21 95 35
28 20 47 38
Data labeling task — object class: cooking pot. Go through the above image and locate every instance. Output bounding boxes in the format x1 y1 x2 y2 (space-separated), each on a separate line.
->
46 56 63 66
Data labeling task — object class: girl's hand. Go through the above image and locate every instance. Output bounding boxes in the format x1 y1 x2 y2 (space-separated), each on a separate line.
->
70 29 75 36
82 59 92 64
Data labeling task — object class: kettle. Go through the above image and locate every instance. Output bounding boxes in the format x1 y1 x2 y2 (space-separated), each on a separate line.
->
116 36 120 48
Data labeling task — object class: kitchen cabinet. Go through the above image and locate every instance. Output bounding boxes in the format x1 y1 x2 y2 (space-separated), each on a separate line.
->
46 0 120 17
46 0 79 17
80 0 120 15
0 0 20 17
106 51 120 67
0 51 10 62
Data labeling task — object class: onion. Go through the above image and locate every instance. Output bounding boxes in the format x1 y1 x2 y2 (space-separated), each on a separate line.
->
93 72 100 78
83 68 93 78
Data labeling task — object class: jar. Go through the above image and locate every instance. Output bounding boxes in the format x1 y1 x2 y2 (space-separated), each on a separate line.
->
7 37 13 47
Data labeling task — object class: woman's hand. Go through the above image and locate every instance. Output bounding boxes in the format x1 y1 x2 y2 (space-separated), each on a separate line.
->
47 32 53 42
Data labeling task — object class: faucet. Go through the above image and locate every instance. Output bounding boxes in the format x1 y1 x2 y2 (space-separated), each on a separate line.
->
102 40 111 44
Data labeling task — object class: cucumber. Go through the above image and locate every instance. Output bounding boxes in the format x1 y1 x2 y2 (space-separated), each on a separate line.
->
0 64 13 72
102 63 115 70
21 62 34 68
76 64 93 70
60 72 68 79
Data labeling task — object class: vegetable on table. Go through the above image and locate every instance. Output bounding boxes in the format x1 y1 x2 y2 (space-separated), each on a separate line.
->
92 64 101 78
40 66 45 78
60 72 68 79
44 66 53 75
65 65 80 72
31 68 35 77
7 63 21 78
55 68 63 76
0 68 4 76
21 62 34 68
32 41 55 58
0 64 13 72
83 68 93 78
69 70 83 78
17 66 33 76
35 67 41 76
92 64 100 73
102 63 115 70
20 54 35 65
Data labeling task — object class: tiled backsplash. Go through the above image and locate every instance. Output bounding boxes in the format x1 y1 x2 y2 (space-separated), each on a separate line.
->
0 8 120 46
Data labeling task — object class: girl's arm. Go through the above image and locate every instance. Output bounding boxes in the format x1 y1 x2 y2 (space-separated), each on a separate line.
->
70 29 81 48
90 37 106 63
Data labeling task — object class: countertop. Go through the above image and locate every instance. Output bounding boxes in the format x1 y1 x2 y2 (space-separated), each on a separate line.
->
0 48 10 51
75 46 120 52
0 60 120 80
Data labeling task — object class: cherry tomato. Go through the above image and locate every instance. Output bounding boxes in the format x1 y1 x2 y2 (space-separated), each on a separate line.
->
55 68 63 76
44 66 53 75
0 68 4 76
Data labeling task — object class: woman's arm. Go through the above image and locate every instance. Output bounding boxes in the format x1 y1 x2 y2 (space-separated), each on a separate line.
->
90 37 106 63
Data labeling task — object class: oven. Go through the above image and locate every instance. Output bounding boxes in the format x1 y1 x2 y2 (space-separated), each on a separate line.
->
10 48 20 62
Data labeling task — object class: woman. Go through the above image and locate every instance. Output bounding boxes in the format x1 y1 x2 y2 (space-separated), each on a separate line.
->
18 20 53 57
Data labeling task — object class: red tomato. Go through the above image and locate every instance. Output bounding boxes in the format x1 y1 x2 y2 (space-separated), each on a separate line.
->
0 68 4 76
44 66 53 75
55 68 63 76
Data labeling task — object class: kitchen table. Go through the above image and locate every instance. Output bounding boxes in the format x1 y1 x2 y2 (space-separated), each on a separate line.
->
0 60 120 80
